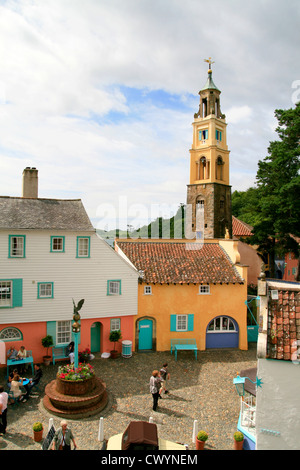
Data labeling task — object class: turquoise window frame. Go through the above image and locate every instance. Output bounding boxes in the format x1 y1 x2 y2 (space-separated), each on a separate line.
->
46 320 79 347
0 279 23 308
216 129 222 141
76 236 91 258
199 129 208 141
0 327 23 341
50 236 65 253
170 314 194 332
107 280 122 295
37 282 54 299
110 318 121 331
8 235 26 258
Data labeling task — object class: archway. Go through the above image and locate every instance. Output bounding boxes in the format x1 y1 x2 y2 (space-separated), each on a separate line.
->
206 316 239 348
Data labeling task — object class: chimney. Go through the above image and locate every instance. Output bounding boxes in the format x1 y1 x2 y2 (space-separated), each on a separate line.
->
22 167 38 198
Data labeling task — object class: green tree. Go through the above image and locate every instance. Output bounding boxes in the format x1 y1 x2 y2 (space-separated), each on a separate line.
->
250 102 300 278
231 187 260 226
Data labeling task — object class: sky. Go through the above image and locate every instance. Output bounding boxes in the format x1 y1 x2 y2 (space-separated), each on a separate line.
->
0 0 299 230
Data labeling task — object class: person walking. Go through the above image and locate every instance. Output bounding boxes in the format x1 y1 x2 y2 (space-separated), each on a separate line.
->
0 385 8 435
159 363 170 397
52 420 77 450
149 370 162 412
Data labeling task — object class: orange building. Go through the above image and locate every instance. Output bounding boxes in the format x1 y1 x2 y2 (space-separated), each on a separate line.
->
116 239 248 352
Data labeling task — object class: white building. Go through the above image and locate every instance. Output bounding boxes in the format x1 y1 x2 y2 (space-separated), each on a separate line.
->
0 168 138 363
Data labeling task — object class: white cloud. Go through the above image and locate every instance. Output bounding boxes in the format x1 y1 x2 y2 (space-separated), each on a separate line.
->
0 0 299 229
226 106 253 124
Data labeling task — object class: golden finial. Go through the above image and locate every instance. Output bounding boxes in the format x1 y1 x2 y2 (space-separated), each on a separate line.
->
204 57 215 73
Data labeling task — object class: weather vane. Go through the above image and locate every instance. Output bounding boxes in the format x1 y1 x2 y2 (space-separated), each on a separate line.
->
204 57 215 70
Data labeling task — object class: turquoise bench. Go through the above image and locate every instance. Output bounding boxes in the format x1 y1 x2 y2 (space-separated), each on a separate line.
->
52 346 69 365
170 339 198 360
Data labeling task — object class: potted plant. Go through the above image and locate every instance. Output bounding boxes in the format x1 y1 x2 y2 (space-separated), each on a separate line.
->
233 431 244 450
79 348 91 363
33 422 43 442
41 335 54 366
109 330 122 358
195 430 208 450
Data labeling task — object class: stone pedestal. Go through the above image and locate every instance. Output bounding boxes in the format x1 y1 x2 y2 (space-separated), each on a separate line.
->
43 375 108 419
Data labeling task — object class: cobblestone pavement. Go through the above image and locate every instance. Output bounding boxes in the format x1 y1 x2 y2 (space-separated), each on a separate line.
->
0 345 257 451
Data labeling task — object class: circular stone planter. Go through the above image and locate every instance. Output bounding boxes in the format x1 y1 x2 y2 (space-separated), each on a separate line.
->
43 375 108 419
55 374 96 396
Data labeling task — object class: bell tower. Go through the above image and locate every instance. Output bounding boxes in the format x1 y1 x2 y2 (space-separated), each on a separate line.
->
186 59 232 239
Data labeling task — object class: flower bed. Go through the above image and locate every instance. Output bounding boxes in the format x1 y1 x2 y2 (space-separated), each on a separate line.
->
56 363 96 396
58 363 94 381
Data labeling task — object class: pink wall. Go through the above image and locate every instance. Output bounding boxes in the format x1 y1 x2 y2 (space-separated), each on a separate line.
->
0 321 47 365
0 316 135 368
80 316 135 354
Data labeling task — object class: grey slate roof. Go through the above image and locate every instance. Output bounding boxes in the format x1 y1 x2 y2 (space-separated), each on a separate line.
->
0 196 94 231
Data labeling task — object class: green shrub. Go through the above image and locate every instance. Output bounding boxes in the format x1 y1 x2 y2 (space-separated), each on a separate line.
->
33 422 43 432
197 430 208 442
234 431 244 442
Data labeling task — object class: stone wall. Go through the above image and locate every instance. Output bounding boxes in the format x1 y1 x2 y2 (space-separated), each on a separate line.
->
186 182 232 239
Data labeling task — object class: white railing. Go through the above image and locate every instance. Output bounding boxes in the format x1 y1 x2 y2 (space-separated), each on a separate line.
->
240 395 256 437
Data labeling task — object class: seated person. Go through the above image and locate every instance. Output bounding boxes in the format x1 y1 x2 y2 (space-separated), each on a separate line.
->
68 341 75 364
9 374 24 403
7 347 19 374
7 369 18 389
20 364 43 402
7 346 18 360
17 346 27 373
17 346 27 359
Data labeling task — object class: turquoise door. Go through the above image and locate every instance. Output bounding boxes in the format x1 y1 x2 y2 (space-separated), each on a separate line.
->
90 322 101 353
138 319 153 350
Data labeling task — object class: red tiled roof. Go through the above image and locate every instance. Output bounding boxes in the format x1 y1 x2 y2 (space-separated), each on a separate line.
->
267 281 300 362
117 241 244 285
232 216 253 238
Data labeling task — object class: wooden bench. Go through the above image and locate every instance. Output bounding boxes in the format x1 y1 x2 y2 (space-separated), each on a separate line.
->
52 346 69 365
170 339 198 361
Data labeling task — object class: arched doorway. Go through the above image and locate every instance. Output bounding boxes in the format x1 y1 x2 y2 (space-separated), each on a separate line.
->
90 322 101 353
206 316 239 349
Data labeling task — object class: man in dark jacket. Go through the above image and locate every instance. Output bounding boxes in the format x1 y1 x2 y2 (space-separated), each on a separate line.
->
21 364 43 402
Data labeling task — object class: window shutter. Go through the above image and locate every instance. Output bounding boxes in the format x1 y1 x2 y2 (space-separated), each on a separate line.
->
188 314 194 331
46 321 57 345
12 279 23 307
170 315 177 331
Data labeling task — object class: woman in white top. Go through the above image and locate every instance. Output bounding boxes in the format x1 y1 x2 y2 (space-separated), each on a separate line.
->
10 374 24 402
17 346 27 359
